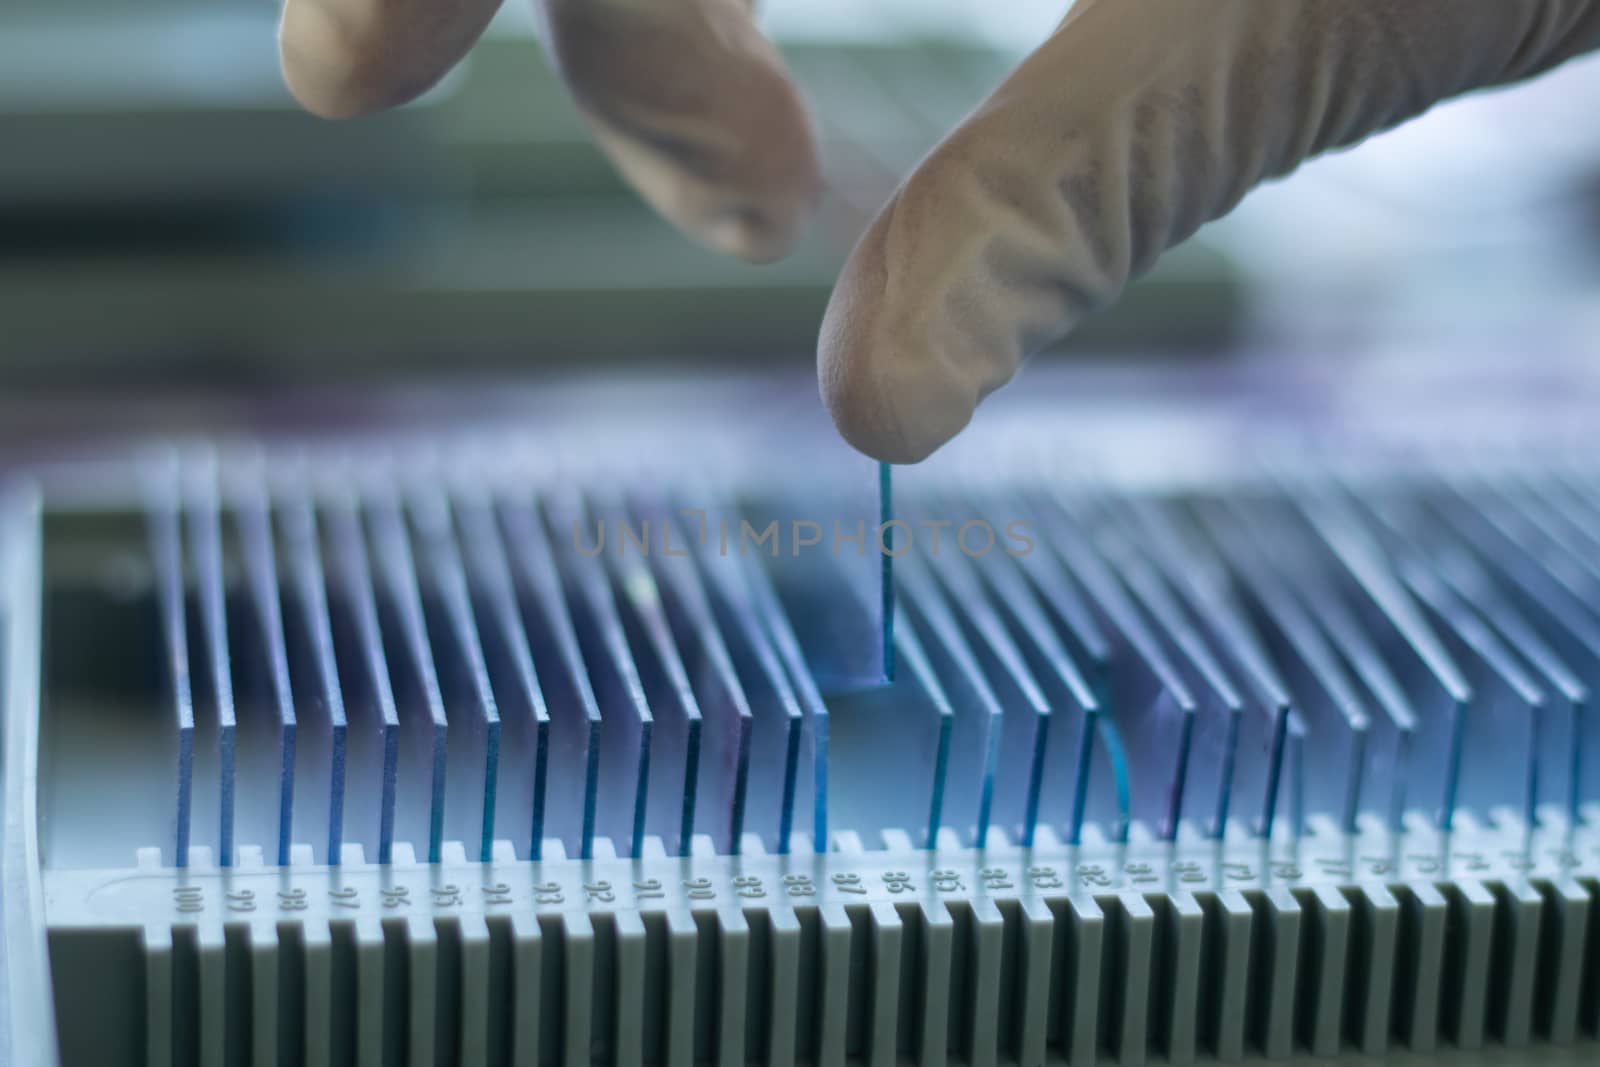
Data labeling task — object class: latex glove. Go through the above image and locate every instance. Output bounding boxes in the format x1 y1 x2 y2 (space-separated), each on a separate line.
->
280 0 1600 460
279 0 821 264
820 0 1600 462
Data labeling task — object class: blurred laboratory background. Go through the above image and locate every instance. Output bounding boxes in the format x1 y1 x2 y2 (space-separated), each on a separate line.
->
2 0 1599 393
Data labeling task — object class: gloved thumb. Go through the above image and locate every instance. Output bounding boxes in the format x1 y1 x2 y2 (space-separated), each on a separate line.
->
819 0 1600 464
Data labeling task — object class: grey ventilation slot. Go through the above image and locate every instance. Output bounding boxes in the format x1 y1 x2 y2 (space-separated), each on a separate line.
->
39 812 1600 1066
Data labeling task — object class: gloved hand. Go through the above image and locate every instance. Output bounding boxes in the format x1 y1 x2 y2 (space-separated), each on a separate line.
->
279 0 1600 462
279 0 821 264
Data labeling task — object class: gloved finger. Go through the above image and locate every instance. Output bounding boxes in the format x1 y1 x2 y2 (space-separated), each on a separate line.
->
820 0 1600 464
538 0 821 262
280 0 504 119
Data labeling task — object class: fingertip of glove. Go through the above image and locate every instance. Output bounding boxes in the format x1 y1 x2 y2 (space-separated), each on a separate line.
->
584 82 821 264
547 0 822 263
278 6 418 119
818 234 978 466
710 185 822 263
821 360 978 467
704 211 799 264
